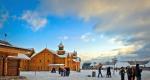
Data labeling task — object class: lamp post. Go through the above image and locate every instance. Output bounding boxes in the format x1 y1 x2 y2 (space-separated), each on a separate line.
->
112 57 117 74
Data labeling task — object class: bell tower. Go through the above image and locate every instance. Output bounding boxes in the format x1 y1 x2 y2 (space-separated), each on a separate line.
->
57 42 65 55
58 42 64 50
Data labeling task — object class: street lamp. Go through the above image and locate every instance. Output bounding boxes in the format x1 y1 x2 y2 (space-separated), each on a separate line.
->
112 57 117 74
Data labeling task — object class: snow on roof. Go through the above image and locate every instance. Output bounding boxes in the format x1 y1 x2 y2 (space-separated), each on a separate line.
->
48 64 65 66
58 54 68 58
73 57 81 62
8 54 30 60
31 48 56 58
31 48 74 58
0 40 12 46
145 61 150 67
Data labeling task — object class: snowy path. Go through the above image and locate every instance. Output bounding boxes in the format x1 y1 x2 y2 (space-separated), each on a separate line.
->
20 70 150 80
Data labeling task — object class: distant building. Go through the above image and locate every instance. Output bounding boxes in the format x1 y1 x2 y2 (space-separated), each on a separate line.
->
127 61 149 67
20 42 81 71
82 62 92 69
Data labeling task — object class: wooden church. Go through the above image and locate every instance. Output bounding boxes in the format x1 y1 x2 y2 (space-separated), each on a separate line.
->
20 42 81 71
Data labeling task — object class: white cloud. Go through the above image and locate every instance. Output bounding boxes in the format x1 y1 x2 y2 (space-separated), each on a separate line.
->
58 35 69 40
79 44 140 61
80 33 96 42
21 11 47 31
37 0 150 59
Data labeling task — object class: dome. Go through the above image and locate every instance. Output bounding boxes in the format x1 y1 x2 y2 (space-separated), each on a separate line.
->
58 42 64 47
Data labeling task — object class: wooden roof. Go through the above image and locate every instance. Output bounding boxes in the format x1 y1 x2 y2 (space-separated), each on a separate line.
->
0 40 34 56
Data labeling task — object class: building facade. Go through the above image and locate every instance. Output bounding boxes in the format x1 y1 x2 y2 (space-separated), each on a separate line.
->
0 40 34 76
20 42 81 71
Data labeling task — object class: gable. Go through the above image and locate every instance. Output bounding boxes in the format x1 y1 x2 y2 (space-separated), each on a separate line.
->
31 48 54 60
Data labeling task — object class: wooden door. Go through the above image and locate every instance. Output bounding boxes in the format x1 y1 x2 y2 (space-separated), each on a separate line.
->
0 56 4 76
7 58 20 76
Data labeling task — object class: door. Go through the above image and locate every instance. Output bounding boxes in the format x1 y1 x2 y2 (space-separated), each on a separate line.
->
7 58 20 76
0 56 4 76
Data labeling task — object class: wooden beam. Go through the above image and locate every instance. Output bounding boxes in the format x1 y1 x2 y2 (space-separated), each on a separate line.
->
0 46 33 55
4 57 7 76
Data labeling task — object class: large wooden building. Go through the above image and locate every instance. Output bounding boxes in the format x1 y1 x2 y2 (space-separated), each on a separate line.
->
20 42 81 71
0 40 34 76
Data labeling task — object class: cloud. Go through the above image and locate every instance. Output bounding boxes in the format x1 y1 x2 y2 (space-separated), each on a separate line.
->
80 33 96 42
37 0 150 59
21 11 47 31
79 44 139 62
0 9 8 28
58 36 69 40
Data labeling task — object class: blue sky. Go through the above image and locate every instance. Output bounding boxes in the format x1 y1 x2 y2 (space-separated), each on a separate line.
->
0 0 150 61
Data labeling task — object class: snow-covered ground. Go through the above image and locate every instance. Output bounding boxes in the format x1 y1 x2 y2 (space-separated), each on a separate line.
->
20 70 150 80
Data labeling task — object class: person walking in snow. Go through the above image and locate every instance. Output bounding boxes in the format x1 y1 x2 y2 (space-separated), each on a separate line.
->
135 64 142 80
119 67 125 80
106 67 111 78
98 66 103 78
126 66 132 80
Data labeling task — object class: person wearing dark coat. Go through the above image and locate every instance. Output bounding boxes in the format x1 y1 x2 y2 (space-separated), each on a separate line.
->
106 67 111 78
135 64 142 80
59 68 64 76
126 66 132 80
58 67 61 74
98 66 103 78
65 67 70 76
131 66 136 80
119 67 125 80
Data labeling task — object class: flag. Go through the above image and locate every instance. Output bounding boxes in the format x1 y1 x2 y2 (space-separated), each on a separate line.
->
4 33 7 37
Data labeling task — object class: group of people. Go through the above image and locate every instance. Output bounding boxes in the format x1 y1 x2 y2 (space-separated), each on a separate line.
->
120 64 142 80
97 64 142 80
97 66 111 78
51 67 70 77
58 67 70 77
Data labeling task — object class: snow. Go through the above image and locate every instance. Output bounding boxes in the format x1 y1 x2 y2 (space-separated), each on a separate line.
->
146 62 150 67
20 70 150 80
48 64 65 66
73 57 81 62
8 54 30 60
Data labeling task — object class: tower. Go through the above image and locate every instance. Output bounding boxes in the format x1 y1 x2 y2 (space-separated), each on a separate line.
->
57 42 65 55
58 42 64 50
72 50 77 57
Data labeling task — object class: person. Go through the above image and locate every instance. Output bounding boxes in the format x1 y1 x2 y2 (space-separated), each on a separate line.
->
135 64 142 80
126 66 132 80
119 67 125 80
51 67 56 73
63 67 67 76
98 66 103 78
66 67 70 76
60 68 64 76
131 66 136 80
106 67 111 78
58 67 61 74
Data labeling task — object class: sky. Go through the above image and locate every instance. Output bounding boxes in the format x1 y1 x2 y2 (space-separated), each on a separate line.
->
0 0 150 62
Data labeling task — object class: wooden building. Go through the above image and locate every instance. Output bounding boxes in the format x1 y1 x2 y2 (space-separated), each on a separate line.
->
0 40 34 76
20 42 81 71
